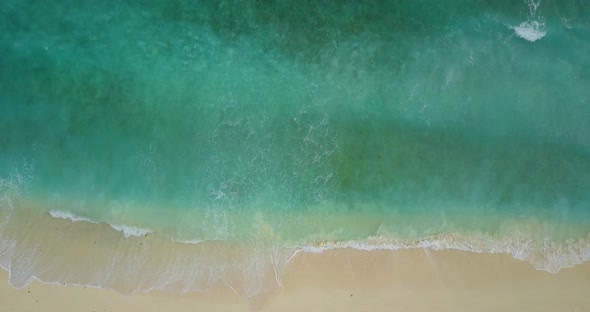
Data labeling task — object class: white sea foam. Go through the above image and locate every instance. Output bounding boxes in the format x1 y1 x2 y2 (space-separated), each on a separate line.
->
109 224 153 238
1 222 590 297
297 232 590 274
49 210 152 238
511 0 546 42
37 209 590 275
35 209 590 273
49 210 98 224
511 21 546 42
175 239 205 245
4 207 590 295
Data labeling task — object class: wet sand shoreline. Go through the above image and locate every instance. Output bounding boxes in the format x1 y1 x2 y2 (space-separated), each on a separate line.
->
2 247 589 312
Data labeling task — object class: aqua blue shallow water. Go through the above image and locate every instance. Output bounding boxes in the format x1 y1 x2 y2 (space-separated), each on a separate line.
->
1 0 590 294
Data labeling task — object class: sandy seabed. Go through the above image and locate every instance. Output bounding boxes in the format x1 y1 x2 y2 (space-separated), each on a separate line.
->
1 247 589 312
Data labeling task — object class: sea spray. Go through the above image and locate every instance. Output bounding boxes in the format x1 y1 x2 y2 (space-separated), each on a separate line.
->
511 0 546 42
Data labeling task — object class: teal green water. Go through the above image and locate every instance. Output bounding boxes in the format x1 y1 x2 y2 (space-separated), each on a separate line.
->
1 0 590 293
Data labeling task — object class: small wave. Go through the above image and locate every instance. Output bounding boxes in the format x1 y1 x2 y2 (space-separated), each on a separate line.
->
49 210 152 238
49 210 98 224
511 21 546 42
109 224 152 238
297 232 590 274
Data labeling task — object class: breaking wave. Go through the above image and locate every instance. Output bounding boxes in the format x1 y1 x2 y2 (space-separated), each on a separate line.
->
1 209 588 297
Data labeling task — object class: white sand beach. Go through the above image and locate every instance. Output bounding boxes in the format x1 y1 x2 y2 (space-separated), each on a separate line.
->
2 248 589 312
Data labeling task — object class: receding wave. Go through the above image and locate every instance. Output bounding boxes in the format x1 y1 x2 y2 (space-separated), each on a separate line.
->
44 209 590 273
0 209 588 297
298 233 590 274
49 210 153 238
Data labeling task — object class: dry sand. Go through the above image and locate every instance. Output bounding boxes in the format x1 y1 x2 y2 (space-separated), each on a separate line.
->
1 248 589 312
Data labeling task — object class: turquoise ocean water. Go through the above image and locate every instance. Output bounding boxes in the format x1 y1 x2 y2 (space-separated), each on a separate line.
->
1 0 590 295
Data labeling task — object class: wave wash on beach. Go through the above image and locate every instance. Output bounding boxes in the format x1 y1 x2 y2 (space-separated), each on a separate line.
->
1 0 590 297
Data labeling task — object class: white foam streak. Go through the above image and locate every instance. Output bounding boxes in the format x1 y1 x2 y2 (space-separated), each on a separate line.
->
174 239 205 245
49 210 152 238
297 233 590 274
49 210 98 224
109 224 152 238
